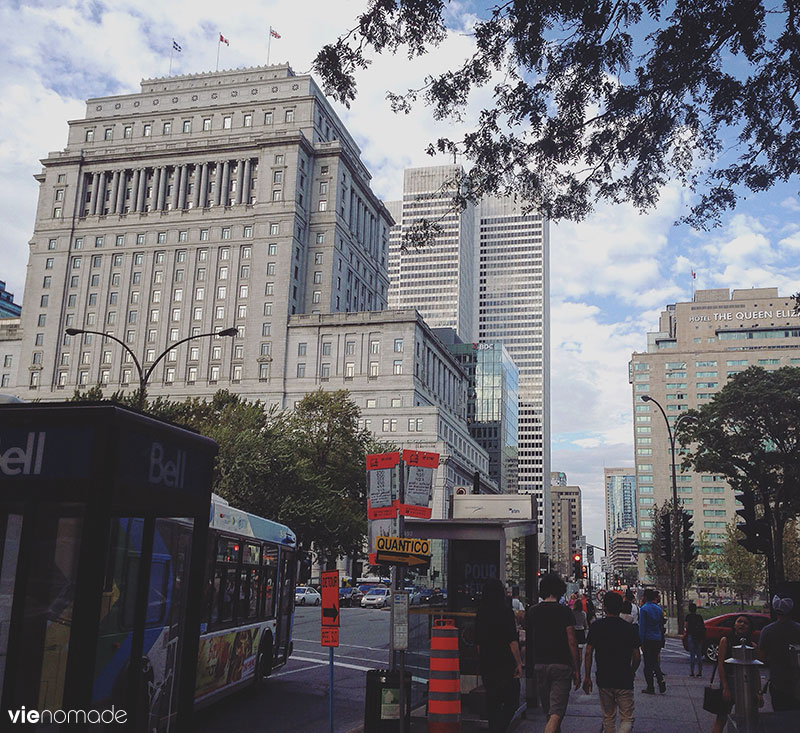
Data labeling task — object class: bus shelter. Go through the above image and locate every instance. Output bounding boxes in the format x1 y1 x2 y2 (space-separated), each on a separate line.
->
403 518 538 714
0 403 216 731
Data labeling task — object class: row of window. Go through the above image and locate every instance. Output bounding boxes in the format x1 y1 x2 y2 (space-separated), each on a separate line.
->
85 109 297 143
295 359 404 378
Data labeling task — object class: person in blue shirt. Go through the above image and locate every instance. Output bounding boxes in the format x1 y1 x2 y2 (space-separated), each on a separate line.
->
639 588 666 694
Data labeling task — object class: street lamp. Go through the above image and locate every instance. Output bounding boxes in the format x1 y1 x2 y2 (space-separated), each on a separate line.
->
65 326 238 409
640 394 693 632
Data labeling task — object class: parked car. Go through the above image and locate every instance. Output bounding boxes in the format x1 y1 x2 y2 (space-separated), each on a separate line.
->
295 586 322 606
681 611 771 661
339 587 363 607
361 587 392 609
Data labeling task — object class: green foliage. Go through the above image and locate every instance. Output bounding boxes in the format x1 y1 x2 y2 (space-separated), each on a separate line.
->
314 1 800 229
677 366 800 583
715 521 766 602
70 387 376 566
645 501 674 593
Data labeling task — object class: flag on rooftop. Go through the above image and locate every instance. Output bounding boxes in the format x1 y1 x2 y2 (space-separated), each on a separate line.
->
219 33 229 46
172 40 182 52
270 28 281 38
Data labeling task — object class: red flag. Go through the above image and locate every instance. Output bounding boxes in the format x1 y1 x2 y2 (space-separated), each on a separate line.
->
219 33 229 46
691 270 696 279
270 28 281 38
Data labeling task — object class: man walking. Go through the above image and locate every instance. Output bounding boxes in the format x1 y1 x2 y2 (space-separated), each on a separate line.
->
525 572 582 733
684 602 706 677
583 591 641 732
639 588 666 694
758 595 800 711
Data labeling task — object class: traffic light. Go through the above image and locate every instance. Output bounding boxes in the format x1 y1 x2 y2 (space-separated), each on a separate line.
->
581 565 588 579
659 512 672 562
681 510 697 564
573 553 582 580
736 492 771 554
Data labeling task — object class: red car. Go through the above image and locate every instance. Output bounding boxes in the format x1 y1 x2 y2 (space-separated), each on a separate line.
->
682 612 771 662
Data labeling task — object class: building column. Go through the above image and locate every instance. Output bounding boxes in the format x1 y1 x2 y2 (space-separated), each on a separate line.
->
157 167 168 210
242 159 252 205
192 164 202 208
213 162 224 206
151 168 161 211
116 170 127 213
109 171 120 214
221 161 230 207
131 169 141 212
89 172 100 215
235 160 245 205
170 167 180 210
97 172 108 215
178 165 188 209
199 163 209 208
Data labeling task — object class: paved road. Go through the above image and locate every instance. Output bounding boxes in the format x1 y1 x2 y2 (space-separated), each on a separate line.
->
193 604 395 732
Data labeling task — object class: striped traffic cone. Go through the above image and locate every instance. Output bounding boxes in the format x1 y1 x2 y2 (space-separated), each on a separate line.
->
428 618 461 732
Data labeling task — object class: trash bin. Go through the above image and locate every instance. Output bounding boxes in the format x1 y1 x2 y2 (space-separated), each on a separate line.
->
364 668 412 732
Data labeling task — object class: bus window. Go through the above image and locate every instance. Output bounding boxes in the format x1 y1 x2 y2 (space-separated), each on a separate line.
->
262 546 278 619
217 538 240 563
220 569 236 623
245 543 260 565
146 558 169 626
210 567 223 624
248 568 260 618
237 568 250 620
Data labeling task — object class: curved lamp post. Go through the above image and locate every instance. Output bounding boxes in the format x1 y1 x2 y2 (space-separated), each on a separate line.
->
640 394 694 632
65 326 238 409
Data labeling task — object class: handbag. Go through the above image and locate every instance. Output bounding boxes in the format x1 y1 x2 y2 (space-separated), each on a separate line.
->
703 663 724 714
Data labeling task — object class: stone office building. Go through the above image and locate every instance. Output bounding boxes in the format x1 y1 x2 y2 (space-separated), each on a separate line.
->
630 287 800 560
10 64 496 520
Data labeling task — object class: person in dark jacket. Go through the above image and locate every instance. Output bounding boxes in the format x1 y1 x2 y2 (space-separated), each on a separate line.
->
476 578 523 732
684 602 706 677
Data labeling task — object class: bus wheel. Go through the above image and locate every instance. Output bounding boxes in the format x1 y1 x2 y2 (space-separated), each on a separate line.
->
255 634 273 687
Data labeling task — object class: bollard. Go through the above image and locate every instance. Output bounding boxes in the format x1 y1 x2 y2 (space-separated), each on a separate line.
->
428 618 461 732
724 638 764 733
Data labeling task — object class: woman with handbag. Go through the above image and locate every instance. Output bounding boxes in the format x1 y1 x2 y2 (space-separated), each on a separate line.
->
476 578 523 732
710 615 763 733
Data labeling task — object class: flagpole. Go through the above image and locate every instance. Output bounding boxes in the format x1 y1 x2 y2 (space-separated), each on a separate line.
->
267 26 272 66
216 37 221 71
169 42 174 76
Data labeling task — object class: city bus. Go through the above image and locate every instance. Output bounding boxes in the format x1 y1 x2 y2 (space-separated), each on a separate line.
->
194 496 297 706
85 495 296 727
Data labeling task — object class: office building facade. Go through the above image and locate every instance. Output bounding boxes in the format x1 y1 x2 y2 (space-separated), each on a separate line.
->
388 171 550 547
0 282 21 319
446 338 519 493
605 467 637 543
550 482 582 578
630 287 800 560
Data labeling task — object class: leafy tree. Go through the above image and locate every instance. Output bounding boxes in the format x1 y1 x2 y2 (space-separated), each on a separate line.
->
677 366 800 592
644 502 675 603
315 1 800 231
716 521 766 604
279 389 376 569
783 518 800 581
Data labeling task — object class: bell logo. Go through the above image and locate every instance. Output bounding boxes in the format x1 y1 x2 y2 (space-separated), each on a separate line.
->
0 432 46 476
148 442 186 489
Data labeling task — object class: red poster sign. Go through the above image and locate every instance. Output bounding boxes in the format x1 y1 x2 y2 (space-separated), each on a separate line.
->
366 452 401 470
321 627 339 647
321 570 339 629
402 450 440 468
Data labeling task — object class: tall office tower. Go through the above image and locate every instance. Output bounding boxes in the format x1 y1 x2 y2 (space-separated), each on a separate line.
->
15 65 394 401
550 482 582 578
550 471 567 487
389 169 550 548
605 468 637 540
445 337 519 493
478 196 550 548
386 166 476 342
630 288 800 567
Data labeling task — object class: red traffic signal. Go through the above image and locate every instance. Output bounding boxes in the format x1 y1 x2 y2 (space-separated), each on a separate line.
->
573 553 582 562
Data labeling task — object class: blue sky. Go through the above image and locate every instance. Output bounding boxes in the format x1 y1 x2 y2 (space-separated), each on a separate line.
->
1 0 799 552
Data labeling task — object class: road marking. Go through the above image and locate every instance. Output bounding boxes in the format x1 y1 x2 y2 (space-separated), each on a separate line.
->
272 664 326 678
293 638 388 652
289 655 427 683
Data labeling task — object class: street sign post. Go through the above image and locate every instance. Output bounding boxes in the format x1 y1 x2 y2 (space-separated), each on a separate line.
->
390 591 409 651
320 569 339 733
